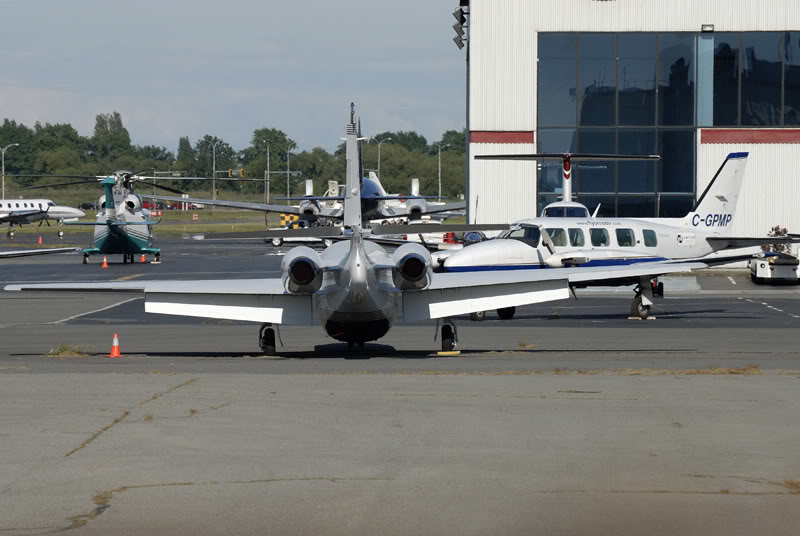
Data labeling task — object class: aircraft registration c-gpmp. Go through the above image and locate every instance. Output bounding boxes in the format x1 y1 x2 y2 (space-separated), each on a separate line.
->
5 108 799 353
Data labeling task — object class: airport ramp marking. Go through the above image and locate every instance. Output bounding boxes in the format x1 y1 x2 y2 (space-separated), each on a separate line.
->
113 273 145 282
49 297 143 325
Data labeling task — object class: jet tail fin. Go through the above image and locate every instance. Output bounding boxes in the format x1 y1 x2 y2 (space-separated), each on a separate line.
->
683 152 748 235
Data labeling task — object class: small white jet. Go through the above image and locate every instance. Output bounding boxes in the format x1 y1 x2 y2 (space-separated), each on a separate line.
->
441 152 800 319
0 199 85 238
4 105 744 354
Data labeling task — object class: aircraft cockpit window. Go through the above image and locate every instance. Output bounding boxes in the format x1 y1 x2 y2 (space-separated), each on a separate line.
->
643 229 658 247
566 207 589 218
543 207 565 217
545 228 568 247
590 228 609 247
616 228 636 247
507 226 540 247
568 228 585 247
48 201 56 207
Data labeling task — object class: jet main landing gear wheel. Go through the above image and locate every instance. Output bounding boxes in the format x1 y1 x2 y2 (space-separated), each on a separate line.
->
497 306 516 320
631 295 650 320
469 311 486 321
259 324 276 355
83 254 89 264
439 319 459 352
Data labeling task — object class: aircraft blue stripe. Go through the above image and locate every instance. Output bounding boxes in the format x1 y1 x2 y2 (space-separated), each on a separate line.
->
726 152 749 159
444 257 669 273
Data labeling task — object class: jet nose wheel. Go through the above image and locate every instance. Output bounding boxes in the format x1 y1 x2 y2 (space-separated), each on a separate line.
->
58 231 64 239
631 295 650 320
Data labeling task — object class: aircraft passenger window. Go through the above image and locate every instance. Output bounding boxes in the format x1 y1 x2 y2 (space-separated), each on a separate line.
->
568 228 585 247
545 228 568 247
643 229 658 247
590 228 609 247
23 203 28 208
616 228 636 247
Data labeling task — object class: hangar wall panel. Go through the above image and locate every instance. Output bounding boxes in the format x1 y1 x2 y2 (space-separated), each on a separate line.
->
472 0 800 34
469 143 537 225
697 140 800 236
469 1 537 130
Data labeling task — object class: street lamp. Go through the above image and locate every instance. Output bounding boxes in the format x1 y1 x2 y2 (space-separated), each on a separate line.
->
263 141 270 204
1 143 19 200
437 143 450 199
376 137 391 179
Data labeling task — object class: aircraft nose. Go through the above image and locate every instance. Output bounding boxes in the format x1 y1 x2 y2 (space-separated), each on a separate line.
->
72 208 86 218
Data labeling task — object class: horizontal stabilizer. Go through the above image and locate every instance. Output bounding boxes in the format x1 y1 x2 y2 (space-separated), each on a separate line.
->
262 227 343 238
0 247 81 259
371 223 509 235
277 196 346 201
706 236 800 249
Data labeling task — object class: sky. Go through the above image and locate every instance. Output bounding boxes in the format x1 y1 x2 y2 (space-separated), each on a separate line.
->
0 0 466 152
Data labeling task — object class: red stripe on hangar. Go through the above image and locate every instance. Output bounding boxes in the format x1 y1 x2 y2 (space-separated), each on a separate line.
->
470 131 535 144
701 129 800 144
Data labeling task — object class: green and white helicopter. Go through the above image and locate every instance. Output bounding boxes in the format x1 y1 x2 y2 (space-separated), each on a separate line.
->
21 171 183 264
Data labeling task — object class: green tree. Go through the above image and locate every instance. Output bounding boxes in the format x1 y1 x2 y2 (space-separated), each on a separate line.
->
91 112 132 159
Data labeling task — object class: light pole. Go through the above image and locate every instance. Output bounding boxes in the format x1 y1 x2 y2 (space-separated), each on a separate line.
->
1 143 19 200
263 141 270 204
377 137 391 179
211 140 222 206
286 149 291 205
437 143 450 199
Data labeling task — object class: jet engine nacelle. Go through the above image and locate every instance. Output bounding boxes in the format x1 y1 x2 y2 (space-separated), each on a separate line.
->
281 246 323 294
391 243 433 291
298 199 321 220
124 194 142 212
405 198 427 220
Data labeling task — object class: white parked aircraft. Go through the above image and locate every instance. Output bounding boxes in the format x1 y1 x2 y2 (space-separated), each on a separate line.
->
440 152 800 319
0 199 85 238
4 105 747 354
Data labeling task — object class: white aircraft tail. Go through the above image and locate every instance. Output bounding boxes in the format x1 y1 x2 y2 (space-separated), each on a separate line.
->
368 171 389 196
343 104 362 227
683 152 748 235
411 178 420 197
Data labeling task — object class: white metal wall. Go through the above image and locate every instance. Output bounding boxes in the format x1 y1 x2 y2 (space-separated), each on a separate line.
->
470 143 538 224
697 140 800 236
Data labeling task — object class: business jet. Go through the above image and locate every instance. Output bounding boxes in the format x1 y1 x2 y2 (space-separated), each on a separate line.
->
440 152 800 320
5 105 732 354
1 199 85 238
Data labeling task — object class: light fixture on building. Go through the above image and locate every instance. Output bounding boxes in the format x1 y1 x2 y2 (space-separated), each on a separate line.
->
453 6 468 50
701 24 715 33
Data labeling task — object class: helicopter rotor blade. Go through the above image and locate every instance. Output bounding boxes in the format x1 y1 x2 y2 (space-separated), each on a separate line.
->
19 179 100 190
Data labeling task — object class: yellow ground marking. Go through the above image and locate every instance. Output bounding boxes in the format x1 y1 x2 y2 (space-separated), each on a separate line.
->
113 273 145 281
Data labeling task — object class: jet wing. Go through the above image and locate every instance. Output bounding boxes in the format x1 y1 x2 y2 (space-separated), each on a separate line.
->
0 209 46 223
4 279 314 325
379 201 466 219
0 247 81 259
401 262 707 322
706 236 800 249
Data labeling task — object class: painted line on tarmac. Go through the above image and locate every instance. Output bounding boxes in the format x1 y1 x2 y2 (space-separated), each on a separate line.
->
727 276 737 285
114 273 145 282
49 297 143 325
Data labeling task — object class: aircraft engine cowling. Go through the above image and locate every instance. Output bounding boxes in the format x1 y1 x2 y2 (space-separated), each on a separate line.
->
298 199 321 220
281 246 323 294
405 198 427 220
392 243 433 291
124 194 142 212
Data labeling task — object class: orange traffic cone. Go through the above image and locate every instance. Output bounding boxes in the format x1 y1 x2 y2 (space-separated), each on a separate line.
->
107 333 122 358
139 254 147 263
101 256 109 269
37 235 43 245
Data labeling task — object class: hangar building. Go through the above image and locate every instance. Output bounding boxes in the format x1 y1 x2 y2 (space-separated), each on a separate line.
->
462 0 800 236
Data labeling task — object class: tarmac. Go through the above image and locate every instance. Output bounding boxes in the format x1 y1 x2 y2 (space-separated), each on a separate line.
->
1 234 799 534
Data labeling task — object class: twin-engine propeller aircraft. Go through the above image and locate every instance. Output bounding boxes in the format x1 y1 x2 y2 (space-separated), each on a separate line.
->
441 152 800 320
1 198 84 238
4 105 748 354
20 171 185 264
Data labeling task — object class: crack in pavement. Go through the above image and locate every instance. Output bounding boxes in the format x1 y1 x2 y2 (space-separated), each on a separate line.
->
65 477 393 530
64 378 198 457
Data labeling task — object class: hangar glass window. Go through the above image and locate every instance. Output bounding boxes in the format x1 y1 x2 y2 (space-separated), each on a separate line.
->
577 129 615 193
741 33 782 125
589 228 610 247
578 34 616 126
618 196 656 218
619 33 656 126
578 195 615 217
538 34 577 127
784 32 800 125
545 228 568 247
643 229 658 247
713 33 740 125
568 228 585 247
615 228 636 247
536 128 576 194
659 33 695 125
618 129 656 192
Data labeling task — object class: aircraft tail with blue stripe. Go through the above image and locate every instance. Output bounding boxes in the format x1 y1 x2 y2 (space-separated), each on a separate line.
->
683 152 748 235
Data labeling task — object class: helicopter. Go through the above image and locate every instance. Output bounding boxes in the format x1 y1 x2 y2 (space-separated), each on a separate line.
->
19 171 185 264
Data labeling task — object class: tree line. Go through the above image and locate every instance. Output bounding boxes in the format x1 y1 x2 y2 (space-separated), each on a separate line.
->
0 112 467 199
